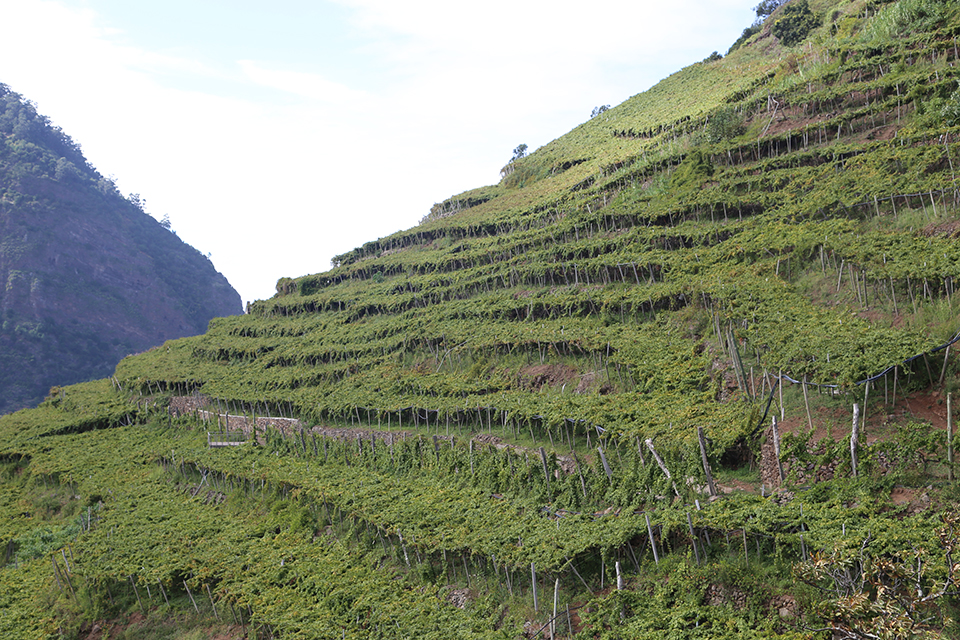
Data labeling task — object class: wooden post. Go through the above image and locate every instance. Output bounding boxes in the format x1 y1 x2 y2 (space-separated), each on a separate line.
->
646 438 680 497
851 403 860 478
597 447 613 484
158 580 170 606
771 417 785 484
728 328 749 397
531 563 539 613
893 366 898 409
687 512 701 565
566 557 591 593
398 533 411 567
862 381 870 434
635 436 647 466
539 447 552 496
697 427 718 497
742 528 749 566
205 583 219 621
130 576 144 612
572 452 588 499
552 577 560 638
626 541 640 572
615 560 623 590
645 514 660 565
942 345 952 387
948 393 954 482
802 375 814 431
183 580 200 614
779 369 785 420
51 557 63 593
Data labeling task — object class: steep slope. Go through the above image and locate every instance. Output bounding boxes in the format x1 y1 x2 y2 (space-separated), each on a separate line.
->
2 1 960 638
121 0 960 452
0 84 242 413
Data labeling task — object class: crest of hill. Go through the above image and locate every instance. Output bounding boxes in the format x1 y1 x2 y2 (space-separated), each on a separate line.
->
0 84 242 414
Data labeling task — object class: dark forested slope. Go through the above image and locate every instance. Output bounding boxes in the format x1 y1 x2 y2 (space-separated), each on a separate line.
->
0 85 241 413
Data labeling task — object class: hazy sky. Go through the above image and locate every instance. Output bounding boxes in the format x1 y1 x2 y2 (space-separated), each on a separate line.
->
0 0 756 305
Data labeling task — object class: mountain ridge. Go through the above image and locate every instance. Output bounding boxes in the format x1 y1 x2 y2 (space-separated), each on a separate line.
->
0 83 242 413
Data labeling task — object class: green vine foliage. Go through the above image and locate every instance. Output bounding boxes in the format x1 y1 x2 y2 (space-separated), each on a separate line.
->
5 0 960 636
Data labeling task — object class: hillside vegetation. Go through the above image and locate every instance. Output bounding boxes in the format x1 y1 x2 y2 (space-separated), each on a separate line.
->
3 0 960 637
0 85 242 414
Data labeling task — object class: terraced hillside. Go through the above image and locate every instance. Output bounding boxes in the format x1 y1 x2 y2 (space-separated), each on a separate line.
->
3 0 960 638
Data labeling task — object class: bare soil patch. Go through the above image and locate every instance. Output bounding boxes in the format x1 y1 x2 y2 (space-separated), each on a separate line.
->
923 219 960 239
517 364 580 391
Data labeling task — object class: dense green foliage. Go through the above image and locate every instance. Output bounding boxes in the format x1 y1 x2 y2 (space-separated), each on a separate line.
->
4 0 960 636
773 0 821 47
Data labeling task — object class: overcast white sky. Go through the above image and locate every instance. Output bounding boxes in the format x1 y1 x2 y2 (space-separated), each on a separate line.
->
0 0 756 306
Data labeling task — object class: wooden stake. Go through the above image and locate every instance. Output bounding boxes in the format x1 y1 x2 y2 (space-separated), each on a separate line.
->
183 580 200 614
553 577 560 638
851 403 860 478
597 447 613 484
645 514 660 565
687 512 701 565
697 427 718 497
742 528 749 566
802 375 814 431
566 557 591 593
572 452 587 499
635 436 647 466
531 563 539 613
539 447 552 497
51 557 63 593
771 417 785 484
779 369 785 420
949 393 954 482
131 576 145 613
893 366 899 409
205 583 219 621
646 438 680 497
862 381 870 434
941 345 952 387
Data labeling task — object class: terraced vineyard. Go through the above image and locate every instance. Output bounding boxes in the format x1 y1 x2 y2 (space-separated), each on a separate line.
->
4 0 960 637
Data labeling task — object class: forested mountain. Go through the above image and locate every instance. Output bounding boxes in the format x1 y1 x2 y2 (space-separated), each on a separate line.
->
3 0 960 638
0 85 241 414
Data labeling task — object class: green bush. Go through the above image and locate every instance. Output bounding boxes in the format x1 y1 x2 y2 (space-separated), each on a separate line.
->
728 24 762 54
773 0 820 46
670 150 714 190
706 106 745 143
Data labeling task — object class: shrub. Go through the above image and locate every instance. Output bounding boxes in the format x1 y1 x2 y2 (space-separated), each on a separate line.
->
728 23 762 54
670 150 714 190
773 0 820 47
706 106 745 143
591 105 610 118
